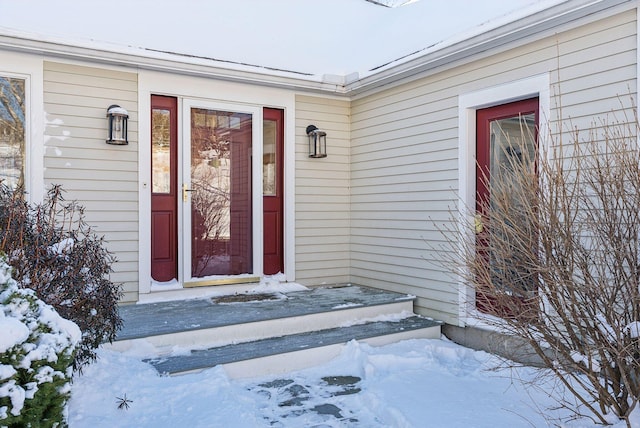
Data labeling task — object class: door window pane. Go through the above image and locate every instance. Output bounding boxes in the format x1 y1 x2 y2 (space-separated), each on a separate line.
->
0 77 25 189
263 119 277 196
489 113 537 295
190 108 252 277
152 108 171 194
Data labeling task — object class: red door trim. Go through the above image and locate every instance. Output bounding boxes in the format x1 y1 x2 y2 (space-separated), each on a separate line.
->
475 97 539 314
151 95 178 282
263 108 284 275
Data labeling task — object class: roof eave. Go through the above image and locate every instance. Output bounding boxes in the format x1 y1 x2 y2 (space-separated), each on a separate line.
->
346 0 635 98
0 32 349 95
0 0 634 97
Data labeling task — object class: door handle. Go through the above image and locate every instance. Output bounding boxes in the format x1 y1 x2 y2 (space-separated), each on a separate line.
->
182 184 196 202
474 214 484 234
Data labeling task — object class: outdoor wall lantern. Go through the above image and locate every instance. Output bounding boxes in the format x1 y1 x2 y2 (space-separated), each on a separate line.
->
106 104 129 145
306 125 327 158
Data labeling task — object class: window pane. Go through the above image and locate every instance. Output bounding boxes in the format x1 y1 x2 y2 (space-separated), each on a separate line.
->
190 108 252 277
489 113 537 294
152 108 171 194
263 119 277 196
0 77 25 189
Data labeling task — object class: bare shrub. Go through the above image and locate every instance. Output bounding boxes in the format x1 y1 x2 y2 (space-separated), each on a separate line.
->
443 115 640 426
0 183 123 370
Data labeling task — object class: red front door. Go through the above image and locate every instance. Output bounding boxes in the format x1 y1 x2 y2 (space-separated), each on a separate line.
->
475 97 538 312
150 95 178 282
262 108 284 275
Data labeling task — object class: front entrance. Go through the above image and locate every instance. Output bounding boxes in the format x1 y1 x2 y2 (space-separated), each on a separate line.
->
475 97 538 312
150 97 284 285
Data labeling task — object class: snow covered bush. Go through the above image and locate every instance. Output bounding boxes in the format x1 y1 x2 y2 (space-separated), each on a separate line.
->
0 184 122 370
0 255 81 427
441 111 640 426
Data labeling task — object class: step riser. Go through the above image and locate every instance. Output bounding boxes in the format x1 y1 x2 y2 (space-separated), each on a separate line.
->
173 326 441 379
105 300 413 356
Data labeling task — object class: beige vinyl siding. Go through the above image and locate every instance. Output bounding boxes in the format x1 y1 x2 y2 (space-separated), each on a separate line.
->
350 10 637 324
43 61 139 303
295 95 351 285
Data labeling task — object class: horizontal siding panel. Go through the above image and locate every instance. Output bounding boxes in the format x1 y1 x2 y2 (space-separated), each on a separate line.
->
49 188 136 201
296 235 352 246
351 218 447 230
352 176 457 194
352 191 453 206
352 102 457 137
103 240 138 253
351 151 456 174
296 194 349 205
297 245 349 257
293 111 350 127
351 247 428 265
414 298 458 325
96 231 142 242
112 270 138 284
295 211 350 222
296 169 349 181
296 219 350 230
45 153 138 167
557 25 635 65
87 222 138 233
295 185 349 197
351 208 447 222
554 81 636 111
352 115 458 144
295 274 350 287
351 270 458 297
351 202 453 215
43 91 137 109
44 81 137 102
45 61 137 81
45 168 138 182
44 113 139 133
44 69 138 91
296 260 350 271
351 127 457 154
558 50 636 83
352 161 457 182
46 104 120 120
121 293 139 305
41 181 137 197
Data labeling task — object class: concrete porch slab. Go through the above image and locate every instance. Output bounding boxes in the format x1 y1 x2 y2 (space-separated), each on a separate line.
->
116 285 416 341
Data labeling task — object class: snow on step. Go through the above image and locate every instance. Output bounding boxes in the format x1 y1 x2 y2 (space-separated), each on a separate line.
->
146 316 441 378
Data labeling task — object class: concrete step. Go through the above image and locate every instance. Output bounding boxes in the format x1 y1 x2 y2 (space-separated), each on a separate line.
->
146 316 441 378
107 285 419 356
105 285 442 377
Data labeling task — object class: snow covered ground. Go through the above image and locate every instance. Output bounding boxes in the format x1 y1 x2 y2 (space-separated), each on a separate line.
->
67 338 629 428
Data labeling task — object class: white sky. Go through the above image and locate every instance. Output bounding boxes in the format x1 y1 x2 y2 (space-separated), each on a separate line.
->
0 0 563 78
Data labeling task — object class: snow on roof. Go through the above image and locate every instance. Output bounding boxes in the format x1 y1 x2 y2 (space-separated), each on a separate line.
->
0 0 565 80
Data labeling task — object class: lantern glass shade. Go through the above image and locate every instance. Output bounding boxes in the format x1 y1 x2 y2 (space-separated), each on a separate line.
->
306 125 327 158
107 104 129 145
